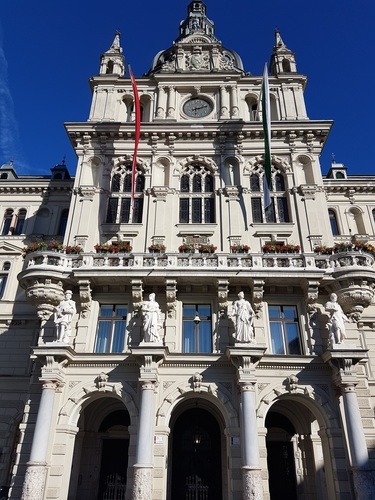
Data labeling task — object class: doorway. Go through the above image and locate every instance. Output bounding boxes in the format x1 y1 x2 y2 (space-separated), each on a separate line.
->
170 407 222 500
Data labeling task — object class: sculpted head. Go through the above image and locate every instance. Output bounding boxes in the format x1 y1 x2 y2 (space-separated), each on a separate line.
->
149 293 156 301
65 290 73 299
238 291 244 299
330 293 337 302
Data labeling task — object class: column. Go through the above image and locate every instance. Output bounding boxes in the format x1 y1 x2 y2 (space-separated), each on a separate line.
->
240 382 263 499
226 347 266 500
230 85 239 118
132 380 156 500
21 381 59 500
220 85 229 119
166 86 176 118
156 86 167 118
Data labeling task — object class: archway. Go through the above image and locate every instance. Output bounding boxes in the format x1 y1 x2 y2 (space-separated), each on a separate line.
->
68 397 130 500
169 406 223 500
265 398 329 500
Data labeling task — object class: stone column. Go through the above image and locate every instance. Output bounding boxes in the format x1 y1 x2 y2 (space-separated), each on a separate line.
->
131 346 168 500
226 346 266 500
156 85 167 119
230 85 239 118
21 381 59 500
322 348 375 498
166 86 176 118
220 85 229 119
240 382 263 498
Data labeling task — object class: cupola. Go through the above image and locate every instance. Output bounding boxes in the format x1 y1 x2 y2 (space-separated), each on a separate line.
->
99 31 125 77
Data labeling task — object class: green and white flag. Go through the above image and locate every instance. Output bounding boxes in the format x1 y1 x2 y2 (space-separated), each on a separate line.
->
261 63 272 208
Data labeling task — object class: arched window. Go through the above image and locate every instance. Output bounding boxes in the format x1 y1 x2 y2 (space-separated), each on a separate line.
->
106 165 144 224
179 164 215 224
250 168 290 224
282 59 291 72
0 261 10 298
328 209 339 235
245 96 258 121
2 208 26 235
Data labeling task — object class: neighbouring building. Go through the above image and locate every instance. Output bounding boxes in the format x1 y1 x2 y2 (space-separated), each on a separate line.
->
1 1 375 499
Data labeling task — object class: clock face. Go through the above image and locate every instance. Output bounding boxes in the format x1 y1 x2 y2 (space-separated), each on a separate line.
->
183 97 213 118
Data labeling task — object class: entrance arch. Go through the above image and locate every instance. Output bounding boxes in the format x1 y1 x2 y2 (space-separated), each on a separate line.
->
265 398 331 500
68 397 130 500
169 405 223 500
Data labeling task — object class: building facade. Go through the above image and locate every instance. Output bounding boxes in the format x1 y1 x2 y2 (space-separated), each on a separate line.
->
1 1 375 499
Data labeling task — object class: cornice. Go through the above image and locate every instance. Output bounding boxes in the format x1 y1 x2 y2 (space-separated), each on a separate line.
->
0 184 73 194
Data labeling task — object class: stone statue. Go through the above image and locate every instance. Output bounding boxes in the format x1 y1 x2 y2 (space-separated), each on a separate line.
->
54 290 76 343
231 291 255 343
141 293 162 343
325 293 349 345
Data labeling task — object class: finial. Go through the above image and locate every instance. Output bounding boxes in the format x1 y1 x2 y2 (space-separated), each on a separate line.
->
9 159 14 167
62 155 66 165
332 153 336 164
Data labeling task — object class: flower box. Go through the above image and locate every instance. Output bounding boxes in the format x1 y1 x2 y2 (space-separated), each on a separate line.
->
231 245 250 254
178 244 195 253
262 244 300 254
198 244 217 254
148 244 166 253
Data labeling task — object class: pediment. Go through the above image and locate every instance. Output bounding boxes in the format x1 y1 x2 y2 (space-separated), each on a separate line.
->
0 241 23 254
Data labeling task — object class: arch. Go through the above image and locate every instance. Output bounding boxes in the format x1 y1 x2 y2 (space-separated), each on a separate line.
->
345 206 366 235
176 155 218 175
245 93 259 121
139 94 152 122
282 58 291 72
295 155 315 184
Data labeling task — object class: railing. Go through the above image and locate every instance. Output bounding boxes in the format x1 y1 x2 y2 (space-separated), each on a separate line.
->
23 250 375 272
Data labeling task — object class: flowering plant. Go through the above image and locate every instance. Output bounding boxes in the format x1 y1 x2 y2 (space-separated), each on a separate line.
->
22 241 48 254
148 244 166 252
47 241 64 252
94 243 132 253
230 244 250 253
314 245 334 254
178 243 195 252
198 244 217 253
65 245 83 254
262 243 300 253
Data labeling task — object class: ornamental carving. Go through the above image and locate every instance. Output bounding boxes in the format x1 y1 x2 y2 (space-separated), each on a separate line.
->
165 279 177 318
23 278 65 323
132 467 153 500
78 280 92 319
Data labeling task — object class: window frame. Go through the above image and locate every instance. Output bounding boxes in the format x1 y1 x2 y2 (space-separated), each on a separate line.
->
179 164 215 224
94 304 128 353
106 165 145 225
182 303 212 353
250 170 290 224
268 304 303 355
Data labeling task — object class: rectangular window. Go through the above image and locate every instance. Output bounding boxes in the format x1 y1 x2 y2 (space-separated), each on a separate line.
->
269 305 301 355
183 304 212 353
277 197 290 223
251 198 263 223
192 198 202 223
204 198 215 223
106 198 119 223
179 198 189 224
95 304 127 353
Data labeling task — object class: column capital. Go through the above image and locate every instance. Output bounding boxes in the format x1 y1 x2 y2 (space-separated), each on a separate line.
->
226 346 266 385
322 347 368 387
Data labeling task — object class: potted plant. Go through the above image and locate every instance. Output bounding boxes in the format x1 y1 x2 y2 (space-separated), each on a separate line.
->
262 243 300 254
148 244 166 254
47 241 64 252
22 241 48 255
94 243 109 253
178 243 195 254
118 242 133 253
230 244 250 254
65 245 83 254
198 244 217 254
314 245 334 255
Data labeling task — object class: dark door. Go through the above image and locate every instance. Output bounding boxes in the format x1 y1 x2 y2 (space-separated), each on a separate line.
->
267 441 297 500
170 408 222 500
98 439 129 500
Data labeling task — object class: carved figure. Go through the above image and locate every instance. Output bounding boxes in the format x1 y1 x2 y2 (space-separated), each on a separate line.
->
54 290 76 343
231 291 255 343
142 293 162 343
325 293 349 345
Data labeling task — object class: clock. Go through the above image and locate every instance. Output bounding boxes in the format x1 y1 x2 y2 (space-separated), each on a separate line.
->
183 97 213 118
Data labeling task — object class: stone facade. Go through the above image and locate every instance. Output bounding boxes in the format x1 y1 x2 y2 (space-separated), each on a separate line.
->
0 2 375 499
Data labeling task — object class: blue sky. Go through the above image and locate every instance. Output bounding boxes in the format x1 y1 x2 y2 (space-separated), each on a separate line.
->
1 0 374 176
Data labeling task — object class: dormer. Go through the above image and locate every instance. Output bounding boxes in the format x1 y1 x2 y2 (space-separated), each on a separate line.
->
99 32 125 77
326 160 348 180
270 29 298 76
0 162 18 181
50 161 71 181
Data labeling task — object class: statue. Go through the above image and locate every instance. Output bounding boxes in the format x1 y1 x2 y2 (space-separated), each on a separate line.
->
54 290 76 343
141 293 162 343
231 291 255 343
325 293 349 345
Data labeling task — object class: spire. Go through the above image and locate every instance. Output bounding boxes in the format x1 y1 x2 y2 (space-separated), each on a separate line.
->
177 0 217 43
270 28 298 76
99 31 125 77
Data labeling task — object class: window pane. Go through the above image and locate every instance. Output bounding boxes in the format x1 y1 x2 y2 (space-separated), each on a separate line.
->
106 198 118 223
193 174 202 192
58 209 69 235
198 321 211 353
136 175 145 193
183 305 196 318
95 321 111 352
179 199 189 223
266 199 276 223
120 199 131 223
283 306 297 319
205 175 213 192
204 198 214 223
124 174 132 192
181 175 189 192
197 305 210 318
112 320 126 352
277 198 290 223
2 218 12 236
183 322 195 353
250 175 260 192
133 198 143 223
251 198 263 223
275 173 285 191
192 198 202 223
0 277 7 298
270 323 285 354
285 324 301 354
115 305 127 317
100 305 114 317
111 174 121 192
329 210 339 235
269 306 281 319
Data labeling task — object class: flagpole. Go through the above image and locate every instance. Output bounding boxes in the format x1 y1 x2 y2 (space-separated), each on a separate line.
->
129 65 141 215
